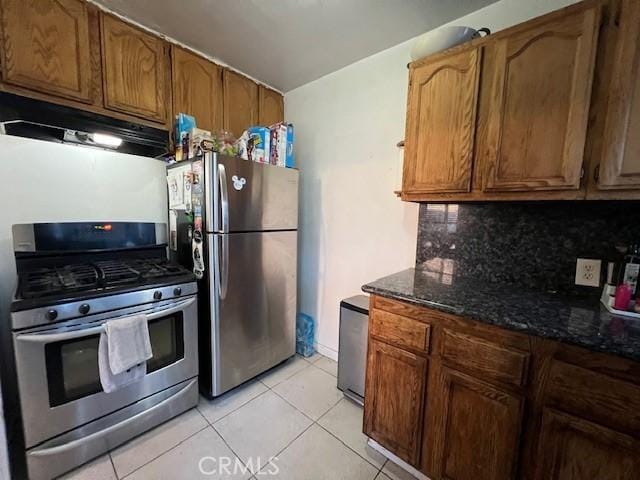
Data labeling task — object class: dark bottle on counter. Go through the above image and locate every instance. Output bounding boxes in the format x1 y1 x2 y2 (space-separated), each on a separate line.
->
617 243 640 296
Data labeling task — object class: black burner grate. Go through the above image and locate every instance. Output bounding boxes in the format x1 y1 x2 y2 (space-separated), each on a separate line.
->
95 260 142 285
17 258 192 300
20 265 99 299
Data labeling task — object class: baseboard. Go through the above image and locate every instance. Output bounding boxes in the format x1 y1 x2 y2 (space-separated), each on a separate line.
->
314 342 338 361
368 438 430 480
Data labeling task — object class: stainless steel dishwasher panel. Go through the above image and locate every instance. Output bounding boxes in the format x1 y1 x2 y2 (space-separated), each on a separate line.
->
337 295 370 405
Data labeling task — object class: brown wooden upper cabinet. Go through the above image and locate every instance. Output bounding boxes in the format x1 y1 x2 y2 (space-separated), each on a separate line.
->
172 46 223 133
223 70 258 138
593 0 640 190
0 0 94 103
481 3 600 192
398 0 633 201
403 48 481 194
100 13 169 124
258 85 284 126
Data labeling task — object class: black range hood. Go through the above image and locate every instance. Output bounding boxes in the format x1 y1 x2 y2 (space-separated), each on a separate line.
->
0 92 170 158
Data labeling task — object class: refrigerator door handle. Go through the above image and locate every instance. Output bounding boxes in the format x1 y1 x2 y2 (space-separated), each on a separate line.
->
217 163 230 299
219 234 229 299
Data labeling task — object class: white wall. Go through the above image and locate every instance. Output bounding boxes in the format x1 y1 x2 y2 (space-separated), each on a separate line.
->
285 0 578 358
0 135 168 478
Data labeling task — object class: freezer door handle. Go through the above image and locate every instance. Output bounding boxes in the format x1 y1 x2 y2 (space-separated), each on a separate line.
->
218 163 229 233
217 163 230 299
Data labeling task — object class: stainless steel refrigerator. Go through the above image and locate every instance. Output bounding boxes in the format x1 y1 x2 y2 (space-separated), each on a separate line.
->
168 153 299 398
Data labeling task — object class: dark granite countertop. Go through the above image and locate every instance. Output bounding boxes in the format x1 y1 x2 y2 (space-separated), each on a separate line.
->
362 267 640 362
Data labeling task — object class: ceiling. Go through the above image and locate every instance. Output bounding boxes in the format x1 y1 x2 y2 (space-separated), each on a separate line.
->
92 0 497 92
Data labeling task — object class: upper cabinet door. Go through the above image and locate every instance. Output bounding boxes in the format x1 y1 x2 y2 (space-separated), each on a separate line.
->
403 48 481 194
0 0 93 103
258 85 284 126
172 47 223 133
483 4 600 192
223 70 258 138
596 0 640 189
100 14 168 123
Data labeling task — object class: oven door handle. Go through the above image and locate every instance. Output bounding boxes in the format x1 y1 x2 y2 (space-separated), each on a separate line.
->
16 297 196 344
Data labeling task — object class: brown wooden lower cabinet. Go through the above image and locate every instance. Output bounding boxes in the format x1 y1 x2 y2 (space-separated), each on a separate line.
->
535 409 640 480
363 338 427 465
364 295 640 480
430 367 523 480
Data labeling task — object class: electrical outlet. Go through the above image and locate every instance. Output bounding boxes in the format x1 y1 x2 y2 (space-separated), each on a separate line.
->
575 258 602 287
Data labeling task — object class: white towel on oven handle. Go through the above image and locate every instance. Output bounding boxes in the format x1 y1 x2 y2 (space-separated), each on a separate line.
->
98 314 153 393
98 333 146 393
104 314 153 374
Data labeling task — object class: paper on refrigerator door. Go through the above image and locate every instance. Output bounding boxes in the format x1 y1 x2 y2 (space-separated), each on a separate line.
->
167 164 192 209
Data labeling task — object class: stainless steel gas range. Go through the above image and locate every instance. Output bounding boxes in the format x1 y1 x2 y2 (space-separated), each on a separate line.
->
6 222 199 480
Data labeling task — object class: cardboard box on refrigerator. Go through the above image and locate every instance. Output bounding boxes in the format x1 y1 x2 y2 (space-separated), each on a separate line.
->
270 123 294 168
247 127 270 163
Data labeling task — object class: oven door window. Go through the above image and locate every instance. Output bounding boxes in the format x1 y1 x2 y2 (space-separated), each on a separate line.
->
45 314 184 407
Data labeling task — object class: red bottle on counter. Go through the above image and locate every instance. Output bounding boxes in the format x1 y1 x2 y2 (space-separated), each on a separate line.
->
614 284 633 311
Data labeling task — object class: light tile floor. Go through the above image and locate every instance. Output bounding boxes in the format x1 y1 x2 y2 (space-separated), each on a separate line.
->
58 354 418 480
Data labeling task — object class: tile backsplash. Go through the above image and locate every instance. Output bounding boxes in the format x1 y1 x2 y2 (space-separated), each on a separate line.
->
416 202 640 295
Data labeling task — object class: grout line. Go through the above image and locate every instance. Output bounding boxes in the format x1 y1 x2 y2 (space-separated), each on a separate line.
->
254 420 315 476
268 376 383 473
204 389 274 473
314 421 384 471
210 422 253 473
206 388 273 426
260 358 313 389
313 400 387 472
117 422 210 479
107 452 119 480
269 387 316 423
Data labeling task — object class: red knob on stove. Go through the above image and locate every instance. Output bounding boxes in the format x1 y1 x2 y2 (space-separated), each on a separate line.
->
153 291 163 300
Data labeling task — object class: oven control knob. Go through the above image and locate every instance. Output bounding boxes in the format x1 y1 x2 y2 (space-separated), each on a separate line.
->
153 291 163 301
78 304 91 315
46 309 58 321
173 287 182 296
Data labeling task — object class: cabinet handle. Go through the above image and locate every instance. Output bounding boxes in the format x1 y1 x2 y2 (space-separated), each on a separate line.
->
594 165 600 182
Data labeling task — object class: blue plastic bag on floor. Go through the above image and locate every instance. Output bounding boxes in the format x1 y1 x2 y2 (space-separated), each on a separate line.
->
296 313 315 357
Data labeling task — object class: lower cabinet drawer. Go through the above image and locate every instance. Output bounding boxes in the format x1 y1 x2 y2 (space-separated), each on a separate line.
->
370 308 431 354
440 328 530 387
545 360 640 436
364 338 428 466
